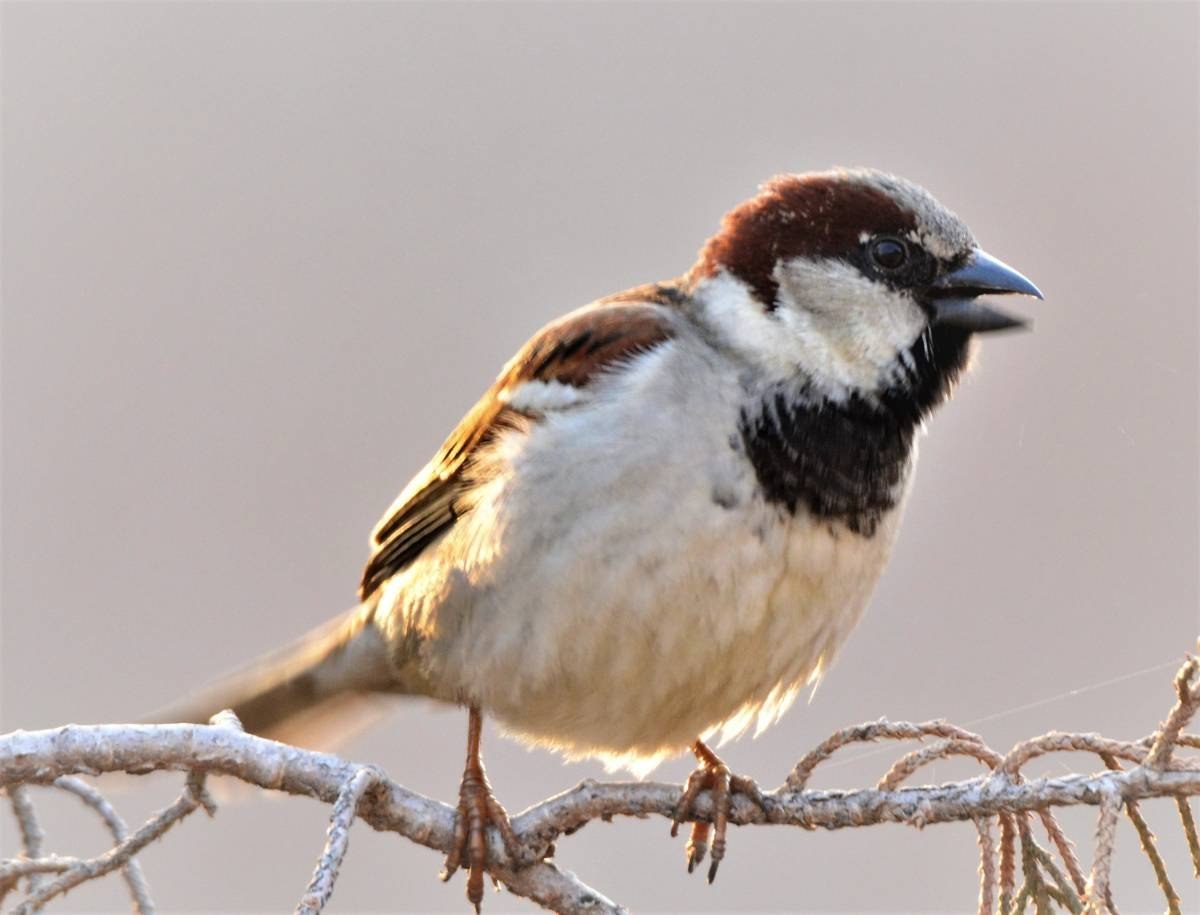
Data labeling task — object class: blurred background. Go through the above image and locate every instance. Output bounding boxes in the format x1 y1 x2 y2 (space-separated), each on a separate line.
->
3 2 1197 912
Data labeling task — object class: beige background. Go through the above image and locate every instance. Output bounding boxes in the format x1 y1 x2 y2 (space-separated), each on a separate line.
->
3 2 1198 912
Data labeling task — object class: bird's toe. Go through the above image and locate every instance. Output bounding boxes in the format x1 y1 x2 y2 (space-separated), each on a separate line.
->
672 741 766 883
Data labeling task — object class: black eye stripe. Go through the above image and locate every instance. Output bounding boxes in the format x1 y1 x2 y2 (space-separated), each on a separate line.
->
852 233 939 291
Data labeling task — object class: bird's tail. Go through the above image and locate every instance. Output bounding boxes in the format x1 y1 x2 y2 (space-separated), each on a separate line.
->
148 600 403 749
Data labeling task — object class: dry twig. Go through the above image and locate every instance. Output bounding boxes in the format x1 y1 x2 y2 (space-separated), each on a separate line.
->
975 815 997 915
1038 810 1087 898
1082 788 1122 915
1 785 45 901
10 776 208 914
1145 658 1199 770
2 654 1199 914
295 766 385 915
52 776 154 913
1179 797 1200 877
1099 752 1180 914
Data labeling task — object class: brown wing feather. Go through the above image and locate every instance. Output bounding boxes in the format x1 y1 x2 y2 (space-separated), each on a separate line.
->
358 288 685 599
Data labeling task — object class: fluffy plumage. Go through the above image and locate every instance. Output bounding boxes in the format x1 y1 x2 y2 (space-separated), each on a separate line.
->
161 168 1037 778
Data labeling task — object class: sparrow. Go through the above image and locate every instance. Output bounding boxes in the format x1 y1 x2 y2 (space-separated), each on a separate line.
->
160 168 1042 909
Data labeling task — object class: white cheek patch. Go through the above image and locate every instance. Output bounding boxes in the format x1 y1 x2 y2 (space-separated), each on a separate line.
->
500 378 592 413
693 270 818 380
774 258 928 397
693 265 929 399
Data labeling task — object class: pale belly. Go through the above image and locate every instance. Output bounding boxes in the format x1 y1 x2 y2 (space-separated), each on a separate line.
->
492 504 904 770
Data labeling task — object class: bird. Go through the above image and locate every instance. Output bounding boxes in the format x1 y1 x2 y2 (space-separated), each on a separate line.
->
158 168 1042 909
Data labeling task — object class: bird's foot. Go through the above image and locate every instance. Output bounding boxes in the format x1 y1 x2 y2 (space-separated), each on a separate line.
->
440 709 520 912
670 740 765 883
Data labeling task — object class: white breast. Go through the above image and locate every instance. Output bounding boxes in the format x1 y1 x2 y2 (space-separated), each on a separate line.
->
378 333 915 774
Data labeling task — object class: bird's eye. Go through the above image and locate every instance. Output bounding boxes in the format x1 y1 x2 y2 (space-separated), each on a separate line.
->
870 237 908 271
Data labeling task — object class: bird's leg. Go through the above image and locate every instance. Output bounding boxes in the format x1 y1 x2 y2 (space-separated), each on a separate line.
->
440 705 520 913
670 739 766 883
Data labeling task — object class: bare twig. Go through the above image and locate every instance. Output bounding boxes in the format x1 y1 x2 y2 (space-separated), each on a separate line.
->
1030 842 1082 913
295 766 385 915
998 734 1147 778
1145 658 1200 770
1000 809 1018 915
1016 813 1058 915
11 776 207 914
3 785 45 898
1121 797 1181 914
876 738 1003 791
975 815 996 915
1038 809 1087 897
785 719 986 790
7 787 44 864
1099 752 1181 914
1178 796 1200 877
0 857 82 882
872 728 1089 914
53 776 154 913
1010 882 1031 915
1082 789 1122 915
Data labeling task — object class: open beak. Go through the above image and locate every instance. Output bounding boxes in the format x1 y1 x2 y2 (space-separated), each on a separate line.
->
928 248 1043 332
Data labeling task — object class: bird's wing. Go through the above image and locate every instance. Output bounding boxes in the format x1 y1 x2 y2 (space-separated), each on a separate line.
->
358 283 686 599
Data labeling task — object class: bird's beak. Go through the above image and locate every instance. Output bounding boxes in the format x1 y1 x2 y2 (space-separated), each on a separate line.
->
928 248 1043 332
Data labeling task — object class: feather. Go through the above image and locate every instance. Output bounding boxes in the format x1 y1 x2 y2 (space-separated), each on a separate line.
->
359 291 684 599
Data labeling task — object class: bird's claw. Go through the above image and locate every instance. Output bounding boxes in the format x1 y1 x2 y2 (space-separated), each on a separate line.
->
441 762 519 911
670 742 764 883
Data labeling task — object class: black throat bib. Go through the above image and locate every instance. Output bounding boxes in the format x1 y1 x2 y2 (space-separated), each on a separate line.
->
738 326 971 536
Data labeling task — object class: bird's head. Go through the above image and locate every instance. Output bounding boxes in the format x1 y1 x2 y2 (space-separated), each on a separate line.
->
687 168 1042 409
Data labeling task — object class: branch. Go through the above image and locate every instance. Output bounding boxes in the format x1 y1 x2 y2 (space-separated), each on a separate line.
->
52 777 154 912
1 785 45 901
2 653 1199 914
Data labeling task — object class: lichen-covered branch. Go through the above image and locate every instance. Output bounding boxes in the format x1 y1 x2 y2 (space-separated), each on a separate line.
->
2 654 1199 914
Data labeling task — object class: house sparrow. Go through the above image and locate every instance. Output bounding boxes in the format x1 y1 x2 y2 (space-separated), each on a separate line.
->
162 168 1041 909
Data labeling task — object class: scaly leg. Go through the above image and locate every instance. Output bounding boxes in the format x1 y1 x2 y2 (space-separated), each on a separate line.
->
670 740 766 882
440 706 520 912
